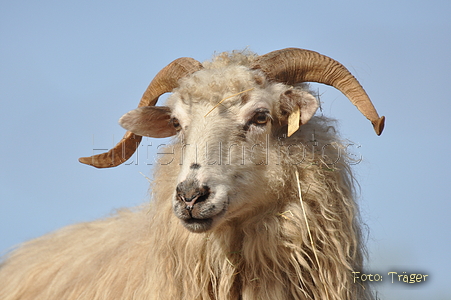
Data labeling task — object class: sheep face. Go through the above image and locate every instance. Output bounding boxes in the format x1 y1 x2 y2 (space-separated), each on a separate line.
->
120 66 319 232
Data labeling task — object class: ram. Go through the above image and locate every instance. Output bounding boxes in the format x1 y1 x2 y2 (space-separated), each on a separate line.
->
0 48 384 300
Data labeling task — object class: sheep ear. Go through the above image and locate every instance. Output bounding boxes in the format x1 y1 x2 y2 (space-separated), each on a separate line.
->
119 106 177 138
279 89 319 136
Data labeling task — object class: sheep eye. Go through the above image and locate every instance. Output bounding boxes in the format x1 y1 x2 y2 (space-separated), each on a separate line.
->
254 113 268 124
171 117 182 131
251 109 270 126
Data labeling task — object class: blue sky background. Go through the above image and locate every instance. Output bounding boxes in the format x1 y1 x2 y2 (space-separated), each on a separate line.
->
1 1 450 299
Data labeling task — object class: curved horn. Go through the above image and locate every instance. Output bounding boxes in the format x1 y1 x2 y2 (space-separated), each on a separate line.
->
251 48 385 135
79 57 203 168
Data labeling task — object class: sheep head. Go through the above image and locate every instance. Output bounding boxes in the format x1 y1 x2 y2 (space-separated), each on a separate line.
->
79 48 385 233
120 66 322 232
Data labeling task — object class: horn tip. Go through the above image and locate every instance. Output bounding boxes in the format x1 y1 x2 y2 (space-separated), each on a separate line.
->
79 156 94 166
79 156 113 168
372 116 385 136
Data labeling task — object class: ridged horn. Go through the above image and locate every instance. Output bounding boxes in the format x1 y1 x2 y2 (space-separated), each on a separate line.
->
79 57 203 168
251 48 385 135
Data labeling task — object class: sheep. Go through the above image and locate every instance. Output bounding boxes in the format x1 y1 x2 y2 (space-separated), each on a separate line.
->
0 48 385 300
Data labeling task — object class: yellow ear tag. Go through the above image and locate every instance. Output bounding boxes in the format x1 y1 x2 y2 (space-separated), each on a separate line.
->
287 107 300 137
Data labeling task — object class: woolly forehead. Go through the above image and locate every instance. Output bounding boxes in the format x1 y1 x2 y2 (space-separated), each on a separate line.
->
166 65 283 120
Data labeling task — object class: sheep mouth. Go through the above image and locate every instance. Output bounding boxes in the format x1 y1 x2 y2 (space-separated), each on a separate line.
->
179 208 227 233
181 217 214 233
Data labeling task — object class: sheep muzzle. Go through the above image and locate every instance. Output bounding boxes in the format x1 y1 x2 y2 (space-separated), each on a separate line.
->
173 177 228 233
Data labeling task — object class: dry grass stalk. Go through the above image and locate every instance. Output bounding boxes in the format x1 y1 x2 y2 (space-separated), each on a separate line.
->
295 170 330 300
139 172 152 184
204 88 254 117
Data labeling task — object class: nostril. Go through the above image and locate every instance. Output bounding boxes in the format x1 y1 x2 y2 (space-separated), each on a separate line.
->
196 185 210 204
176 182 210 208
